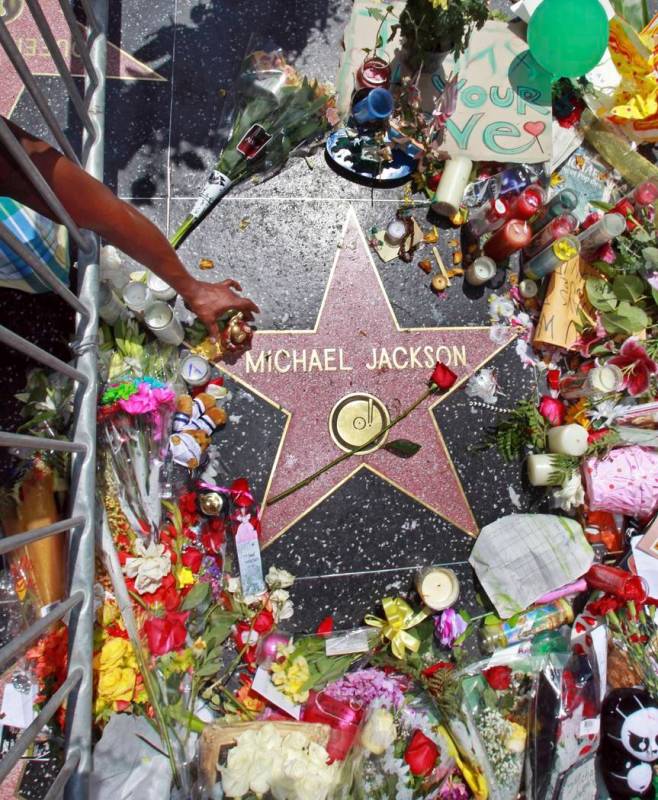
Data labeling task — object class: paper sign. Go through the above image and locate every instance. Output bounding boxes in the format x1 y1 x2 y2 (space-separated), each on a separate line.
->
579 717 601 738
533 256 597 351
252 667 301 719
235 513 266 599
419 21 552 164
325 628 371 656
0 682 37 729
554 755 598 800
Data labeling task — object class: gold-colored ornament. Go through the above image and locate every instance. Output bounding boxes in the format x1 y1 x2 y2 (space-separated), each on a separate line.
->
199 491 224 516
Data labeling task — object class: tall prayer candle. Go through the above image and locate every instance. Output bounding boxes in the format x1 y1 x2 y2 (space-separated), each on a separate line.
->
143 301 184 344
483 219 531 262
524 235 580 280
98 282 123 324
432 156 473 218
586 564 648 602
531 189 579 233
180 354 211 386
468 197 510 237
578 212 626 260
633 180 658 207
508 184 547 220
524 213 578 257
527 454 562 486
147 272 177 301
122 281 148 313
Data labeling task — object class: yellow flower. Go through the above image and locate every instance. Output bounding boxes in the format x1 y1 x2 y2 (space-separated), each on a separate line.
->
192 638 207 658
429 0 449 8
97 637 132 671
177 566 195 588
99 601 119 627
505 721 527 753
565 399 590 429
97 666 136 706
272 656 311 703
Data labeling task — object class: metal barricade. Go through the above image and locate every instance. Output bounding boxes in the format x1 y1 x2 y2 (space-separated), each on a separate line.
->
0 0 107 795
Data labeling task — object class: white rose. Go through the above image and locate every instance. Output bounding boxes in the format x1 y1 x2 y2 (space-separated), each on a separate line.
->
270 588 295 622
266 566 295 590
551 473 585 513
360 708 397 755
123 540 171 595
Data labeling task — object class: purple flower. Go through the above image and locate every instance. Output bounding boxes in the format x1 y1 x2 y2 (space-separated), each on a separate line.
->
439 776 470 800
324 668 407 709
434 608 467 648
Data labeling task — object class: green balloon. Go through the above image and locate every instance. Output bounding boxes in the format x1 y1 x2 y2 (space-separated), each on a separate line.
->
527 0 609 78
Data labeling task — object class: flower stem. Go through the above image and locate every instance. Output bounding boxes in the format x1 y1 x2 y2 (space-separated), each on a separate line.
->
267 385 437 506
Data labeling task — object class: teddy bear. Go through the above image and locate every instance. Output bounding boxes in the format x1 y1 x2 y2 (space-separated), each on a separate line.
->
169 392 227 469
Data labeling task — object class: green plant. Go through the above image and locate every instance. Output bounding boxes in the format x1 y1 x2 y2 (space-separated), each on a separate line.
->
398 0 489 62
363 4 397 59
481 399 547 462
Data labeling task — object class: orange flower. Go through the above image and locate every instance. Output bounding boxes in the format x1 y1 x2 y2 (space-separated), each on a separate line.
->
565 398 590 429
235 676 265 715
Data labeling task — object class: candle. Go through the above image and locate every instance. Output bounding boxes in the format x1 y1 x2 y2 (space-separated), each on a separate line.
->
585 564 648 602
352 87 394 125
633 180 658 207
416 567 460 610
527 454 562 486
508 184 547 220
143 301 184 345
147 272 177 301
122 280 148 313
531 189 579 233
180 354 211 386
523 234 580 280
465 256 496 286
559 364 623 399
356 56 391 90
547 424 589 456
577 212 626 259
384 218 407 245
483 219 532 262
98 282 123 324
524 213 578 258
519 279 538 299
468 197 510 237
432 156 473 218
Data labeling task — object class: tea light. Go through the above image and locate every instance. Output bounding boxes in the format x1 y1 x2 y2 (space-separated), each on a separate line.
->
147 272 177 301
122 281 148 313
547 424 589 457
527 454 561 486
483 219 532 262
98 282 123 324
143 301 184 345
180 354 211 386
519 279 538 299
416 567 460 611
432 156 473 218
465 256 496 286
587 364 623 394
384 218 407 245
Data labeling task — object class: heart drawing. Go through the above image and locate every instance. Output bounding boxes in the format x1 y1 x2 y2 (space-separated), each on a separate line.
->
523 120 546 152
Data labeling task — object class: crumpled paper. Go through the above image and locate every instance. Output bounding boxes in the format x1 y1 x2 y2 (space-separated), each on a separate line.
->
469 514 594 618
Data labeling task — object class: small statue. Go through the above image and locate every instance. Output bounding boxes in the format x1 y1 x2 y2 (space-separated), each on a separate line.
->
220 311 253 354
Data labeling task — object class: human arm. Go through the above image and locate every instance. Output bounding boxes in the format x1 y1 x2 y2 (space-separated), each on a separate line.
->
0 118 259 337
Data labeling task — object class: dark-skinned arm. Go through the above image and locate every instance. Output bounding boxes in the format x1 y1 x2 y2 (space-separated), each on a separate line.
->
0 117 259 338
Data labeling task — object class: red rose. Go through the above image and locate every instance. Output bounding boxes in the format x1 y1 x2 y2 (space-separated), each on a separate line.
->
483 666 512 691
427 172 442 191
404 730 439 776
538 395 566 426
144 611 189 656
202 519 225 554
231 478 254 508
588 427 610 444
182 548 203 573
253 609 275 634
430 362 458 390
316 616 334 635
422 661 454 678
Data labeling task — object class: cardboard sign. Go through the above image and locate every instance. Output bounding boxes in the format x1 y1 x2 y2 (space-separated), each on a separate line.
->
533 257 597 350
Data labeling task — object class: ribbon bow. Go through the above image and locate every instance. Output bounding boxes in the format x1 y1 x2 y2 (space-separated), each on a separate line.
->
365 597 429 660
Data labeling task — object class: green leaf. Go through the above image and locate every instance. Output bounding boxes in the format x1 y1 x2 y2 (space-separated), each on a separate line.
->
591 260 616 278
180 581 210 611
196 660 222 678
652 286 658 307
613 274 646 303
602 301 650 334
590 200 614 212
383 439 422 458
633 227 651 243
586 277 618 312
643 246 658 269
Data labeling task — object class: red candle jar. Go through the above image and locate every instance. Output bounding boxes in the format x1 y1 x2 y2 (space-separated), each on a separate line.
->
524 213 578 258
302 691 363 761
585 564 648 602
508 184 547 220
356 57 391 90
483 219 532 262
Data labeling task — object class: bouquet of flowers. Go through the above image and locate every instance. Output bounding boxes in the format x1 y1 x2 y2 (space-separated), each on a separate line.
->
170 48 336 248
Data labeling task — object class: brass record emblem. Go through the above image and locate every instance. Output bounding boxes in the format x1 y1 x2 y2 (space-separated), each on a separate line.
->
329 392 390 454
0 0 24 24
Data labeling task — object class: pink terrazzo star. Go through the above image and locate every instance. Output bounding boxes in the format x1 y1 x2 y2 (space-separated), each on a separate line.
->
221 209 515 546
1 0 164 117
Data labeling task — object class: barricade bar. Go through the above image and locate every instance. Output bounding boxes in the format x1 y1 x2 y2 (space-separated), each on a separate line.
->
0 431 87 452
0 669 83 785
0 326 87 384
43 753 81 800
0 517 84 556
0 593 84 674
55 0 97 86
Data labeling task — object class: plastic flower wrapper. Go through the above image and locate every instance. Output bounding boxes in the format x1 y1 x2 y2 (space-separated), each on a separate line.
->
98 317 179 384
98 377 176 540
170 45 336 248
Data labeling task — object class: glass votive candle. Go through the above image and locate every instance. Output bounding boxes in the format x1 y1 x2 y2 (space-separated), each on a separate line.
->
143 301 184 345
122 280 148 313
147 272 177 301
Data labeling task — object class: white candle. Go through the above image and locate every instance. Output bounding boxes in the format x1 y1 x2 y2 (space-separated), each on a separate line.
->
180 354 211 386
519 279 538 299
384 219 407 245
547 424 589 457
416 567 460 610
587 365 623 394
98 282 123 324
432 156 473 218
527 454 559 486
147 272 177 301
144 301 184 345
465 256 496 286
122 281 148 313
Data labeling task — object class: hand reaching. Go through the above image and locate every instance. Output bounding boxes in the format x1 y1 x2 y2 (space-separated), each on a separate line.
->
182 278 259 339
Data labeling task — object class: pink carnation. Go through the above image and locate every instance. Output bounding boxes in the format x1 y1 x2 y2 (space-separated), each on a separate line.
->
119 383 157 415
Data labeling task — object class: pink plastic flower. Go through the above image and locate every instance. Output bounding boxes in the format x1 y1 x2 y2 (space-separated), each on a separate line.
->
434 608 467 648
119 383 156 415
596 242 617 264
609 338 657 396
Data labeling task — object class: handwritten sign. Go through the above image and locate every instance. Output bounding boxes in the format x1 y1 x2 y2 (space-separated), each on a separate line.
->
533 257 597 350
420 21 552 163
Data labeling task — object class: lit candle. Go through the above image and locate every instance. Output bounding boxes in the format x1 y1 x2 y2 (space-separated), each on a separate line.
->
465 256 496 286
483 219 532 262
98 282 123 324
524 213 578 258
468 197 510 237
122 281 148 313
416 567 460 611
143 301 184 345
519 279 538 299
527 454 562 486
432 156 473 218
524 235 580 280
559 364 624 399
547 424 589 456
508 184 547 221
577 212 626 260
530 188 579 233
384 218 407 245
147 272 177 301
180 354 211 386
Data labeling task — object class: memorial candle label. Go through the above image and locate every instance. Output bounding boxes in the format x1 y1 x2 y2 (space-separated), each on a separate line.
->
234 511 266 598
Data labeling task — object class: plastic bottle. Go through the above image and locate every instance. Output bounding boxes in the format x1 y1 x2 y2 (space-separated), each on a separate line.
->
479 599 574 652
